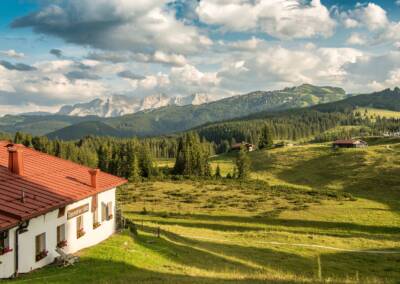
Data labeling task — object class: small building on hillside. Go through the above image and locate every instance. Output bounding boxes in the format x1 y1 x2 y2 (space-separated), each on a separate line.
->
332 139 368 148
230 142 255 152
0 142 127 279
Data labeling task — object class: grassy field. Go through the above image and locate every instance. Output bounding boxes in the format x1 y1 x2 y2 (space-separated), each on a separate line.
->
9 142 400 283
356 107 400 120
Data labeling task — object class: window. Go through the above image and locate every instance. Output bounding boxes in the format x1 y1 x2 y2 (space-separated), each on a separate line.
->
77 216 85 239
102 202 113 221
101 203 106 222
35 233 47 262
92 195 100 229
57 224 67 248
93 210 100 229
58 207 66 218
0 231 11 255
106 202 113 220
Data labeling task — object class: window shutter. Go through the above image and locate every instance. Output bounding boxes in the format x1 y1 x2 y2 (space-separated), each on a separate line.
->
35 235 40 255
57 226 60 243
91 194 98 212
41 234 46 251
101 203 106 222
107 202 112 220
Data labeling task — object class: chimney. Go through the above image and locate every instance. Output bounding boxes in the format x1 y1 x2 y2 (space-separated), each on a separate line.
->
7 145 24 176
89 169 100 188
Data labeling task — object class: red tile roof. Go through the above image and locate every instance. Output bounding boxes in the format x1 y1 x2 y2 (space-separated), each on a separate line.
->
0 141 127 231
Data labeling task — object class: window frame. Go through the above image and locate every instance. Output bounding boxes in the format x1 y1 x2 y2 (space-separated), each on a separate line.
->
58 207 66 218
35 233 47 262
76 215 85 239
0 231 11 255
57 224 67 248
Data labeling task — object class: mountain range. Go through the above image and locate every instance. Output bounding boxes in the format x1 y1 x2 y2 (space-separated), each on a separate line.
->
57 93 216 118
0 84 352 139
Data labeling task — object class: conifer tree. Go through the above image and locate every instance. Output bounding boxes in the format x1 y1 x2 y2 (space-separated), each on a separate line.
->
259 124 273 149
235 145 251 180
215 164 221 178
129 153 141 181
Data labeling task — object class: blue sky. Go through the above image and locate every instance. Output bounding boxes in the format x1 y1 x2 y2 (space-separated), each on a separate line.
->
0 0 400 114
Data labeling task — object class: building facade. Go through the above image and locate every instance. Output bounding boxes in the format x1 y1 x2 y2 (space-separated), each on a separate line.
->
0 142 127 278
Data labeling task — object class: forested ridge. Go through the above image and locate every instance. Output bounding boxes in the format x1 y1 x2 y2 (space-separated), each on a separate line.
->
3 88 400 180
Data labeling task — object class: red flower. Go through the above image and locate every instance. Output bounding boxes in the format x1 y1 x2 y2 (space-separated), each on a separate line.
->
0 247 13 255
57 240 68 248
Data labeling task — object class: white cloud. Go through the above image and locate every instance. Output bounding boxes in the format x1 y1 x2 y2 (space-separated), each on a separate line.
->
12 0 211 56
343 51 400 92
378 22 400 43
196 0 336 39
343 3 388 31
153 51 187 66
223 37 263 50
0 104 60 116
217 45 363 92
0 49 25 58
346 33 367 45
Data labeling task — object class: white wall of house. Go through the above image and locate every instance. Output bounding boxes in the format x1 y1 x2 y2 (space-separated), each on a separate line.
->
0 227 17 279
0 187 116 278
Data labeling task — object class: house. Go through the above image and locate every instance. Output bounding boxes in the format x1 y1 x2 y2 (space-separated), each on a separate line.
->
332 139 368 148
0 141 127 278
230 142 255 152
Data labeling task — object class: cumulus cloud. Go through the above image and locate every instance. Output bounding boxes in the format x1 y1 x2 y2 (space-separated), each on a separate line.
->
0 49 25 58
196 0 336 39
346 33 367 46
0 63 107 107
343 52 400 87
122 64 221 97
12 0 211 56
345 3 388 31
341 3 400 45
217 45 362 92
0 60 36 71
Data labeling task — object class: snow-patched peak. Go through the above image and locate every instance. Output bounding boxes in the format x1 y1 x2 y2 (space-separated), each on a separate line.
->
57 93 215 117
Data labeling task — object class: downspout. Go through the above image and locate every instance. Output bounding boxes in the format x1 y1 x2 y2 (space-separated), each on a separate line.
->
14 221 29 278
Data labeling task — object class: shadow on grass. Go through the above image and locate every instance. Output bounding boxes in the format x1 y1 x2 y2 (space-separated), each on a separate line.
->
10 259 293 284
139 227 400 282
139 225 314 278
127 211 400 240
9 231 400 284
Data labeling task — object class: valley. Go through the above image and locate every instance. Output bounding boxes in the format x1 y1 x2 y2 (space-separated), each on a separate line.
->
9 142 400 283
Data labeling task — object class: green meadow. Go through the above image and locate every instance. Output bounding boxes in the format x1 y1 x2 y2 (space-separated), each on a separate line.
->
9 141 400 283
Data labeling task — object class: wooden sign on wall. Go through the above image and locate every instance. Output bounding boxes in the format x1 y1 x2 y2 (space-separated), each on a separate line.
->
67 204 89 220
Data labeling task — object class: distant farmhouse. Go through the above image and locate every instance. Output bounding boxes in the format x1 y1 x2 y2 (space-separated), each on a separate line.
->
332 139 368 148
230 142 255 152
0 142 127 278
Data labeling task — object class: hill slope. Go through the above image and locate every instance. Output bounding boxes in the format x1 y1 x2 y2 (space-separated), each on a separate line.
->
47 121 121 140
0 115 101 136
106 84 347 137
13 142 400 283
